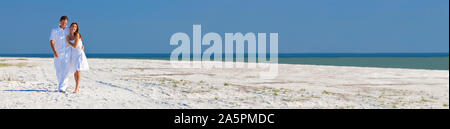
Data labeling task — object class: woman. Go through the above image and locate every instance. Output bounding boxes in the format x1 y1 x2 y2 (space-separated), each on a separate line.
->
66 22 89 93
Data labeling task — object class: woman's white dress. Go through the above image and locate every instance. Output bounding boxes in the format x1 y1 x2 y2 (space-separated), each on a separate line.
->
69 39 89 73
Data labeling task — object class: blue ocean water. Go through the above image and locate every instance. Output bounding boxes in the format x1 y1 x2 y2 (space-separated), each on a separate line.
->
1 53 448 70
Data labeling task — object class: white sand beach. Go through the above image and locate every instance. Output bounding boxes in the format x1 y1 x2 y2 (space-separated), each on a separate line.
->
0 57 448 109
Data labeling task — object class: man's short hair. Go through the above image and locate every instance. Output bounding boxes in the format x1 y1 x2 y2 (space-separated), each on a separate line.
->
60 16 68 21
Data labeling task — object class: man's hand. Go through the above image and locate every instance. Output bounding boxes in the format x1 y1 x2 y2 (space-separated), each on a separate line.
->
54 52 59 58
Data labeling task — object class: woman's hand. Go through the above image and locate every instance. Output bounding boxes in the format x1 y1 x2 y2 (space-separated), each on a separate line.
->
66 36 73 46
66 36 77 48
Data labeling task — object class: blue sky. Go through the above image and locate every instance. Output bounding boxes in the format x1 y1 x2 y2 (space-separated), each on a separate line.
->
0 0 448 54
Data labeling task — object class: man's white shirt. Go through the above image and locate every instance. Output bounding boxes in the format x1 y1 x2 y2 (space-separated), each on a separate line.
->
49 26 70 55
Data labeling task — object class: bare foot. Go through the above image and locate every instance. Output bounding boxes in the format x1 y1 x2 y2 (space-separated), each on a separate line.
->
73 89 79 93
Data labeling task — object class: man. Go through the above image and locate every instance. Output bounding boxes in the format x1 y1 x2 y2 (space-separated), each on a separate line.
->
50 16 71 93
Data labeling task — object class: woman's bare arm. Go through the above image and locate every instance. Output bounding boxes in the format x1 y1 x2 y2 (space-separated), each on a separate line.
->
72 34 81 48
66 35 76 48
66 34 80 48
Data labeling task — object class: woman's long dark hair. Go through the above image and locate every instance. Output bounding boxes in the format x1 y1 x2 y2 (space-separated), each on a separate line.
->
70 22 83 41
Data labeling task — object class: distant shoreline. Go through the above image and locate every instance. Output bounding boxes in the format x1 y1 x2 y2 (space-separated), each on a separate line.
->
1 53 448 58
1 53 448 70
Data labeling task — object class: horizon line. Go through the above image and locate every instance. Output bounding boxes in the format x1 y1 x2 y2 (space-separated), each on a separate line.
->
1 52 449 55
1 53 448 58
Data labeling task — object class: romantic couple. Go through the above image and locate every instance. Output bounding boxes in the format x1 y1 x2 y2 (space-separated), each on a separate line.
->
49 16 89 93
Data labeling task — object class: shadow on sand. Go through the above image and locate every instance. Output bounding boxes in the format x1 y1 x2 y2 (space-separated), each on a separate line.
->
3 89 58 92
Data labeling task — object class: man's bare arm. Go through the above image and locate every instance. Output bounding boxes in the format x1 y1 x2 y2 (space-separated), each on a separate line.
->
50 40 58 58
